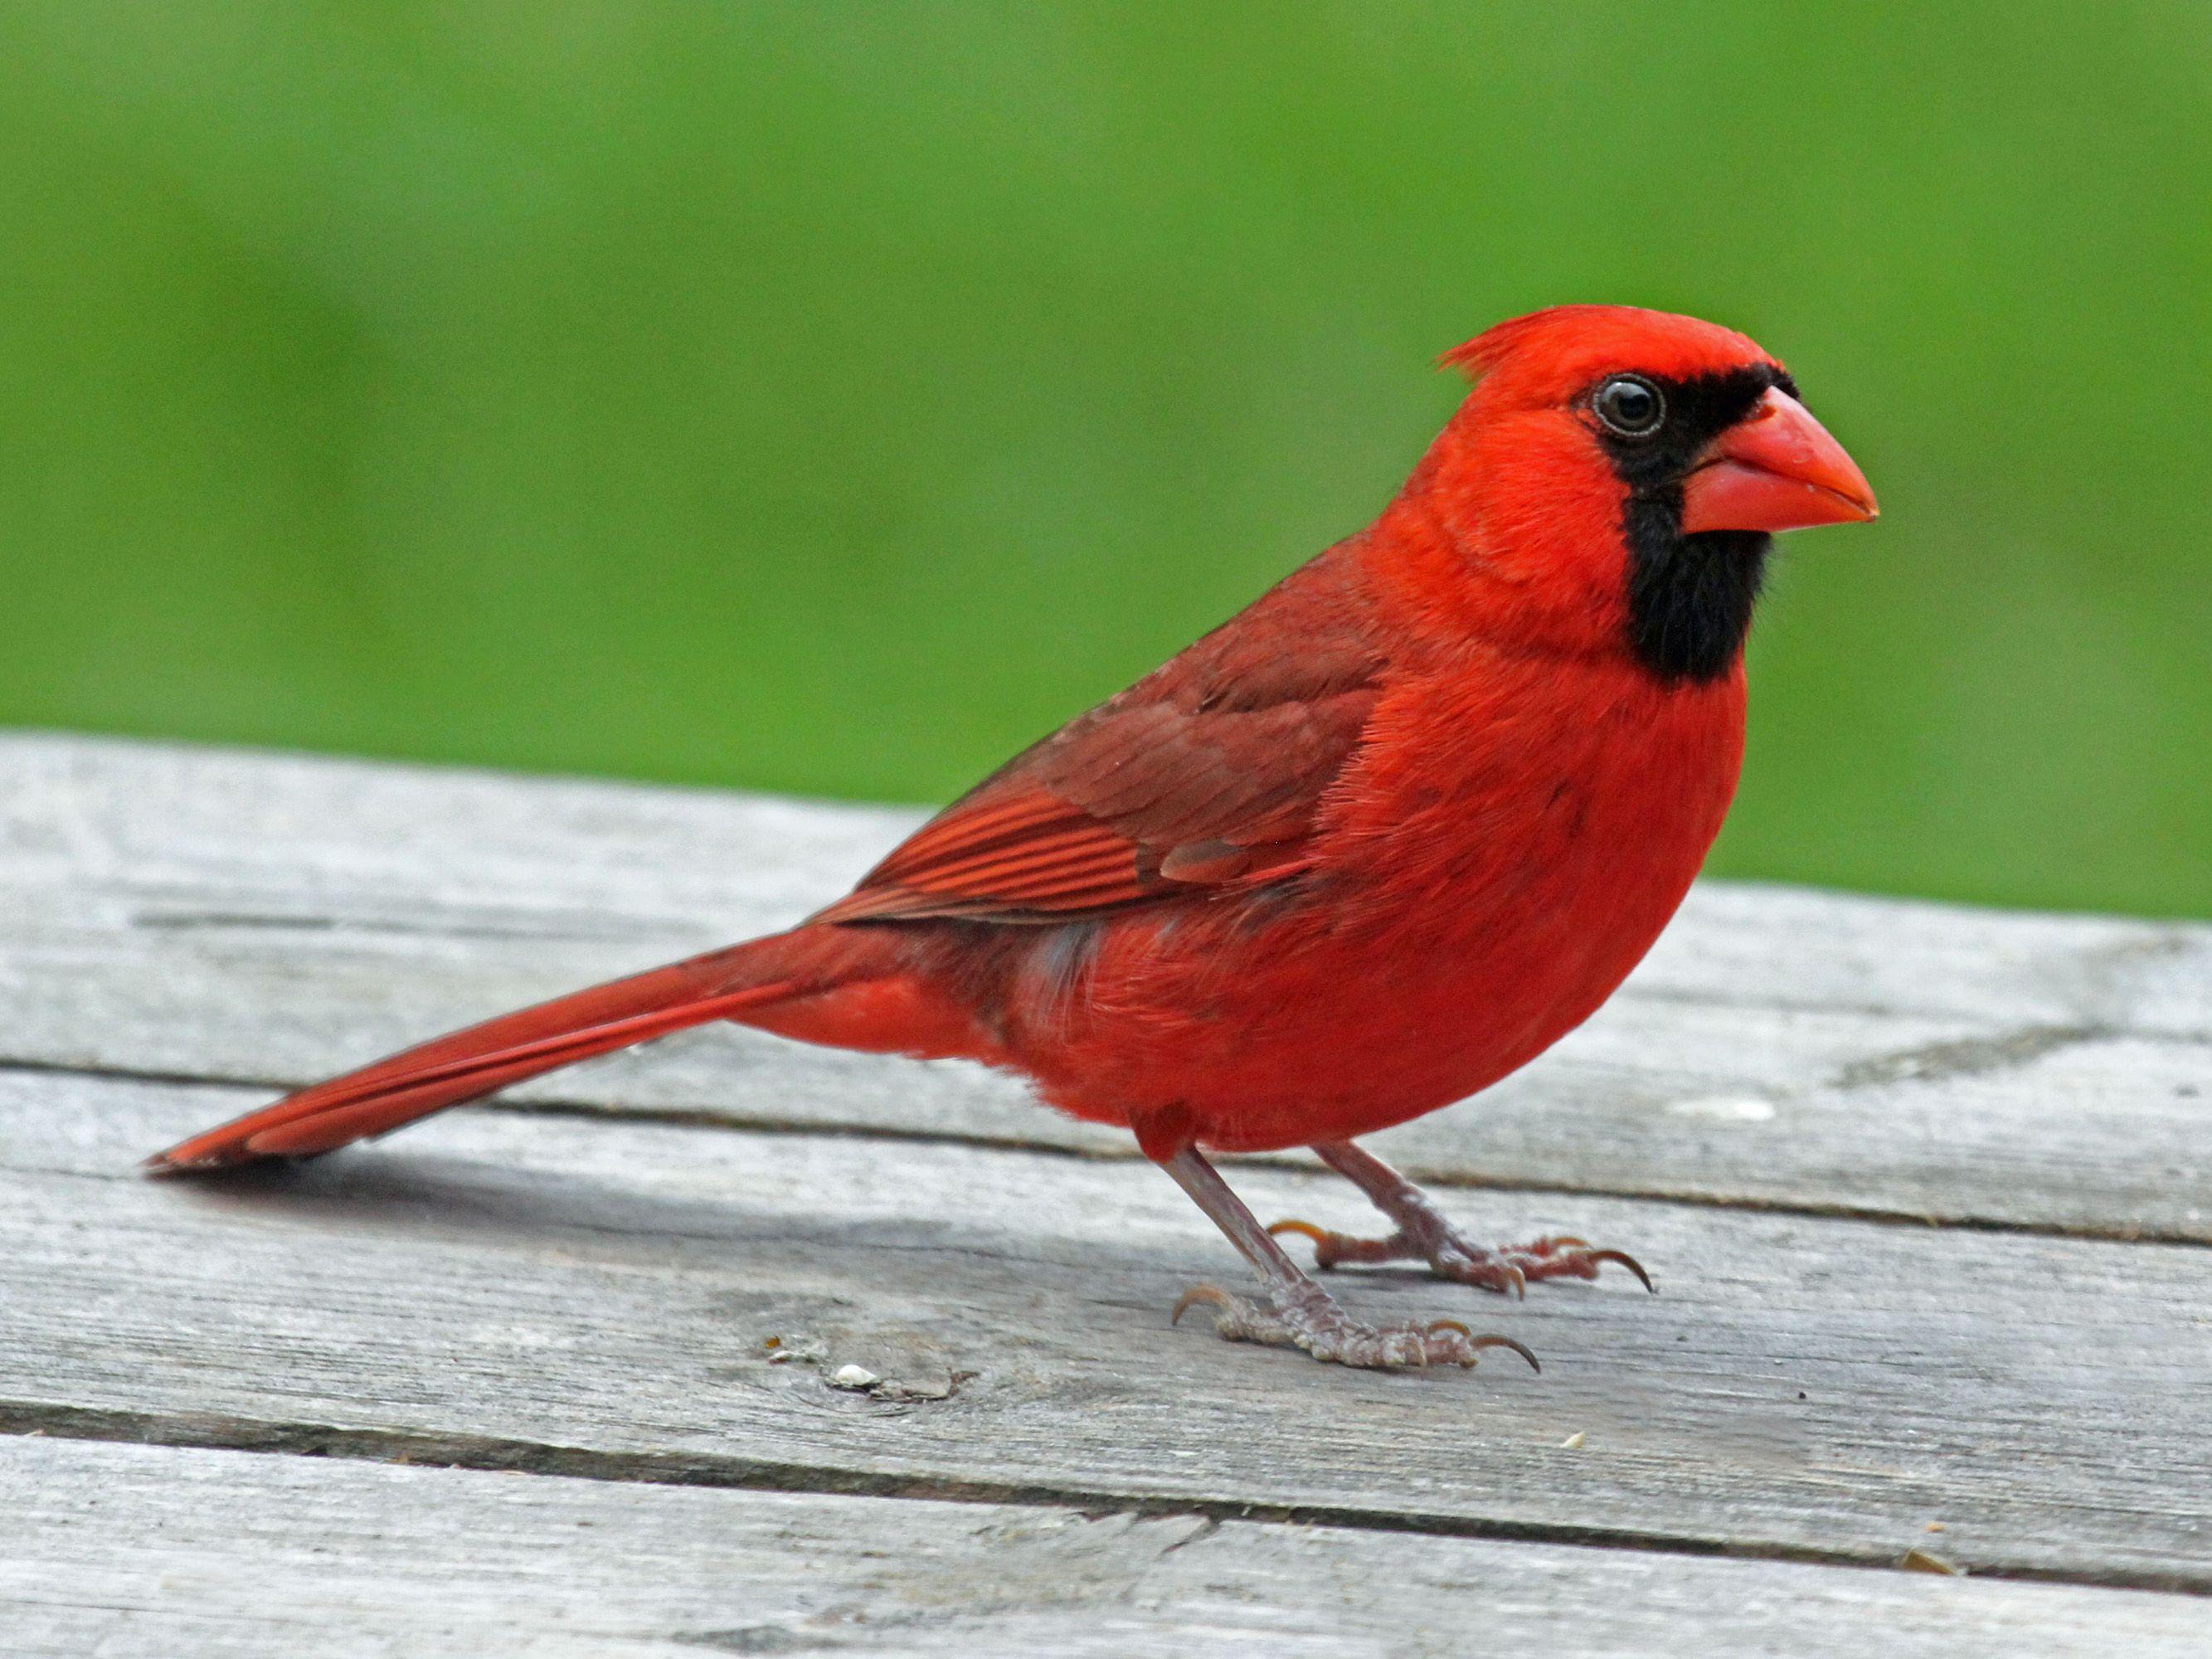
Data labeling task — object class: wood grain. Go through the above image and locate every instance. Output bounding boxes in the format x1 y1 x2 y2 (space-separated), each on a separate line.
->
7 734 2210 1651
13 1436 2211 1659
3 733 2207 1239
4 1068 2207 1591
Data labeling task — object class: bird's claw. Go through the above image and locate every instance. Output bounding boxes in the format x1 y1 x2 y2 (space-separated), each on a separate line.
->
1268 1217 1654 1297
1173 1279 1539 1372
1554 1241 1654 1292
1508 1235 1655 1293
1265 1218 1333 1252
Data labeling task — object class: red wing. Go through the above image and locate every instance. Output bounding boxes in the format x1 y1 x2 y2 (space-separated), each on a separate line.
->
812 548 1383 926
814 785 1152 922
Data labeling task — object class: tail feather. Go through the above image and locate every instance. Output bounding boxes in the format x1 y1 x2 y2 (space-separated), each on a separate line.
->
146 934 809 1173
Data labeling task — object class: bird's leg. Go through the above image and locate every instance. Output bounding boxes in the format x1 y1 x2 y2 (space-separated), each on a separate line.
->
1267 1140 1652 1298
1157 1146 1539 1372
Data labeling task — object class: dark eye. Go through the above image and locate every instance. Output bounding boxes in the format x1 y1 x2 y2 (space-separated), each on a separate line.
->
1592 374 1665 438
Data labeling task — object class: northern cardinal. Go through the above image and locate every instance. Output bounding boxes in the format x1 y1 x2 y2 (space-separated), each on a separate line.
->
151 305 1876 1371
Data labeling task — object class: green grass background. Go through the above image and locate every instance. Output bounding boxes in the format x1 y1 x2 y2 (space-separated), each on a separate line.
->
2 3 2207 917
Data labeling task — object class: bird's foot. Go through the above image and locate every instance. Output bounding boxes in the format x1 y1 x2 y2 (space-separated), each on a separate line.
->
1171 1277 1539 1371
1267 1215 1652 1299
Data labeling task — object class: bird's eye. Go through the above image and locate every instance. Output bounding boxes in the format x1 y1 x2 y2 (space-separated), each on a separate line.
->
1592 375 1665 438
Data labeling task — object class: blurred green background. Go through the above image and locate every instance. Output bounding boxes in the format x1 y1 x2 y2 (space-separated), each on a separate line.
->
2 2 2207 917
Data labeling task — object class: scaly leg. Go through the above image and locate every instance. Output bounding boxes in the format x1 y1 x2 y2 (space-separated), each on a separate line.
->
1158 1146 1539 1372
1266 1141 1653 1298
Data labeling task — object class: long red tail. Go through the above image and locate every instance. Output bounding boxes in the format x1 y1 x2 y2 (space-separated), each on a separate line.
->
146 932 815 1173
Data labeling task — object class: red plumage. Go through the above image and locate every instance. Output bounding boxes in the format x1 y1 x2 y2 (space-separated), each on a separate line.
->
149 306 1876 1371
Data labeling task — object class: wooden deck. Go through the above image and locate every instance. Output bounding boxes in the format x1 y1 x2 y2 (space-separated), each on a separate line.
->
2 732 2207 1656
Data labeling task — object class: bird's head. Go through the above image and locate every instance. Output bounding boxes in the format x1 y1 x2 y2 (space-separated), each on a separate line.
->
1399 304 1877 683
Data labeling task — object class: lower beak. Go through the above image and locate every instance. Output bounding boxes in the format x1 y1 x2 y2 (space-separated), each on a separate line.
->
1679 387 1878 535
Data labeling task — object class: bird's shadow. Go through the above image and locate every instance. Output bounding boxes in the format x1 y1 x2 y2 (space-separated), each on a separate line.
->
149 1146 1199 1292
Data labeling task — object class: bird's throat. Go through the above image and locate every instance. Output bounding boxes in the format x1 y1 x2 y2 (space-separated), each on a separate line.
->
1621 510 1768 684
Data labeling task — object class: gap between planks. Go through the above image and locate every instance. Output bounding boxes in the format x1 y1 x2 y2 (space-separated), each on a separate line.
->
9 1069 2210 1596
13 1434 2208 1659
5 732 2210 1256
14 1054 2202 1253
0 1398 2188 1600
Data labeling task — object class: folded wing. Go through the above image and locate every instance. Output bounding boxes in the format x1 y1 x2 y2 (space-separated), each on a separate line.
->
814 552 1383 925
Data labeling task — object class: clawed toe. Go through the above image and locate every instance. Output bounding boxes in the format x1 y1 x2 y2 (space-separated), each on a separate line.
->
1583 1247 1654 1292
1428 1244 1527 1297
1264 1218 1334 1253
1269 1215 1655 1297
1172 1280 1539 1373
1514 1235 1655 1292
1421 1317 1541 1372
1265 1216 1412 1269
1171 1282 1254 1332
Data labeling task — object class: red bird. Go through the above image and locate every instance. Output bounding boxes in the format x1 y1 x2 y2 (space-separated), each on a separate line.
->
150 305 1876 1371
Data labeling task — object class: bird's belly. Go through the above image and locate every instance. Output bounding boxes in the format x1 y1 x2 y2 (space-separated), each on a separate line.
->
1041 883 1680 1151
1014 679 1741 1153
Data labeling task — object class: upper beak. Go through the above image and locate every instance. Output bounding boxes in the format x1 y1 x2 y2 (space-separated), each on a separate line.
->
1679 386 1878 536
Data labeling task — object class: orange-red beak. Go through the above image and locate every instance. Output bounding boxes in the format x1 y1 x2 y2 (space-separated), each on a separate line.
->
1680 387 1878 536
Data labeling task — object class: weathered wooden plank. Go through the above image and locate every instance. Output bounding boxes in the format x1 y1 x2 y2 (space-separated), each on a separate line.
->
10 1437 2205 1659
9 730 2205 1031
3 732 2206 1238
3 1069 2207 1589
